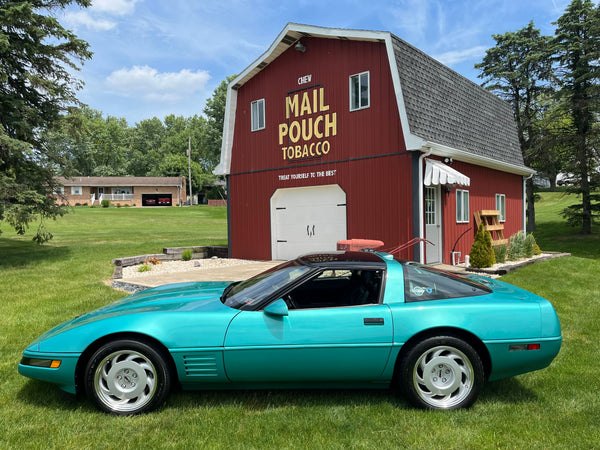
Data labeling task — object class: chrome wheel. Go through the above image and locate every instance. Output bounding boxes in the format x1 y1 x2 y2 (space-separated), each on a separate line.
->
94 350 157 413
85 339 171 415
399 336 484 410
412 345 473 409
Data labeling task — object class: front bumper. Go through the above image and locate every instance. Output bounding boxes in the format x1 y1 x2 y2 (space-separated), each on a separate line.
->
18 351 80 394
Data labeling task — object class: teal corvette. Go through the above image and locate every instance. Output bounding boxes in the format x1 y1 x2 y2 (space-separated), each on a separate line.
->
19 251 561 414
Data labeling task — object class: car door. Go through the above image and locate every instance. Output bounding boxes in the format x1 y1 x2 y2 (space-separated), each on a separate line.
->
223 303 393 383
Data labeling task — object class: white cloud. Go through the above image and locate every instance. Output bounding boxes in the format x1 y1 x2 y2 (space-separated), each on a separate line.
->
432 45 488 66
91 0 142 16
105 65 211 103
64 11 116 31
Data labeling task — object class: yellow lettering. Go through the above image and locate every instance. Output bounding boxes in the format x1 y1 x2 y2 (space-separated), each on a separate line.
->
300 92 312 116
314 116 323 139
315 141 322 156
289 121 301 143
325 112 337 138
301 118 313 141
295 145 302 158
319 88 329 112
286 94 299 119
309 142 315 156
281 147 287 159
322 141 330 155
278 123 288 145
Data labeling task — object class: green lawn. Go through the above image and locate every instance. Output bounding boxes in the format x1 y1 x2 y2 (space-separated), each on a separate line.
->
1 199 598 449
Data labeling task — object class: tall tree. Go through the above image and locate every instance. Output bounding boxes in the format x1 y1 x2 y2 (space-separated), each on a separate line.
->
203 75 235 170
476 21 553 231
553 0 600 233
0 0 92 242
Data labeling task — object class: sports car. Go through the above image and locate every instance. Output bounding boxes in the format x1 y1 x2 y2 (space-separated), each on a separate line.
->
19 251 562 415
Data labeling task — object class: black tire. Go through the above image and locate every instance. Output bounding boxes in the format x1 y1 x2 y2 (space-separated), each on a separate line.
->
398 336 484 410
84 339 172 415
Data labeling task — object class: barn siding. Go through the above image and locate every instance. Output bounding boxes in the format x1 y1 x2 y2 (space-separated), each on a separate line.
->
441 160 524 262
229 38 416 260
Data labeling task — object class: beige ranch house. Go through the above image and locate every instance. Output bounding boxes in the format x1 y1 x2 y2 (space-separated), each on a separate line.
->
56 176 187 207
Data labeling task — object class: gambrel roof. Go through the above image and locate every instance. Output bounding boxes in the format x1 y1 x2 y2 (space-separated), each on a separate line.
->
215 23 532 176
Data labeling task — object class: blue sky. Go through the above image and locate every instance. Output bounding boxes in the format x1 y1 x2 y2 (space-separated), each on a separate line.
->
61 0 572 125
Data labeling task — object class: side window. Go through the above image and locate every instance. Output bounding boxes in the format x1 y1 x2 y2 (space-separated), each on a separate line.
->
456 189 469 223
251 99 265 131
349 71 370 111
71 186 82 196
284 268 383 309
402 263 490 302
495 193 506 222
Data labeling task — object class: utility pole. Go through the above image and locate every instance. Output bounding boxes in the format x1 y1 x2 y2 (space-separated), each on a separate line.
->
188 136 192 206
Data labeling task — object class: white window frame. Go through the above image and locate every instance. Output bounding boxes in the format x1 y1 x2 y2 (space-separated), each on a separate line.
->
495 193 506 222
456 189 470 223
71 186 82 196
251 99 265 131
54 186 64 195
349 71 370 111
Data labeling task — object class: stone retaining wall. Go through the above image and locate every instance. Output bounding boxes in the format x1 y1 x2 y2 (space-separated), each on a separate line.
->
112 246 228 279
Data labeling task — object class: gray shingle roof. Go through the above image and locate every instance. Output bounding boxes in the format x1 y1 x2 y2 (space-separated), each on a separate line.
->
391 35 523 166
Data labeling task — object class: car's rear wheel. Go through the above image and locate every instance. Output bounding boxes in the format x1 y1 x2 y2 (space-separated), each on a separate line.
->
398 336 484 410
84 339 171 415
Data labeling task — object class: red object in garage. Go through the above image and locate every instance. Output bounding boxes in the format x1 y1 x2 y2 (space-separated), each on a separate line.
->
337 239 384 252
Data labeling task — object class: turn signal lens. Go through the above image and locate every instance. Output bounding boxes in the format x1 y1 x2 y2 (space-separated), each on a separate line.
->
50 360 62 368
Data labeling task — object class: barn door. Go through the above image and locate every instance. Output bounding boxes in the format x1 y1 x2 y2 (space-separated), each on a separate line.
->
271 185 347 260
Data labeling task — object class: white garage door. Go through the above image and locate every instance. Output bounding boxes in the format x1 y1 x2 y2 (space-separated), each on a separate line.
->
271 185 347 260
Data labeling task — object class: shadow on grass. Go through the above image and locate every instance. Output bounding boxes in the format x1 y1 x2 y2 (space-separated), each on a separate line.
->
18 380 94 413
0 239 71 269
534 220 600 259
478 377 537 405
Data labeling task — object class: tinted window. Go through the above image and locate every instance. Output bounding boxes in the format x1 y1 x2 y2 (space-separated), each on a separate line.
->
402 262 491 302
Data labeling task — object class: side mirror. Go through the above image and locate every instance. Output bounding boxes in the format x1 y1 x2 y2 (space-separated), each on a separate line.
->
264 298 289 317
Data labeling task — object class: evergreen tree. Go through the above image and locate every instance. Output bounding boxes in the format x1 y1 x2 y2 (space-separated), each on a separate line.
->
553 0 600 233
0 0 92 242
476 21 553 231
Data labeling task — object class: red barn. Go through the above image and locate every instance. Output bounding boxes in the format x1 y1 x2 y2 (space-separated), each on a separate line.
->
215 23 533 264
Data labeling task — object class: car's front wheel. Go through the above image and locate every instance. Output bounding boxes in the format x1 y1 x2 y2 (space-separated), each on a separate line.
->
84 339 172 415
398 336 484 410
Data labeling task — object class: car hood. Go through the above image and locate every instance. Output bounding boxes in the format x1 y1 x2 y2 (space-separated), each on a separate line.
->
31 281 236 346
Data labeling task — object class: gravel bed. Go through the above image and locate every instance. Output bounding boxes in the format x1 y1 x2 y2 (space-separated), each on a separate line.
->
122 257 253 279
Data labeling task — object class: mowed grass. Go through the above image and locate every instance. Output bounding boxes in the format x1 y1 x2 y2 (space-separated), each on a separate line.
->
1 198 599 448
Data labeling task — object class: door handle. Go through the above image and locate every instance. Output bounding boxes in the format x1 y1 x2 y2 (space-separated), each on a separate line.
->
363 317 384 325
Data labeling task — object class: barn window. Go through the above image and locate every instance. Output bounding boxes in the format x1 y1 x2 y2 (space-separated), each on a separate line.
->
251 99 265 131
495 193 506 222
456 189 469 223
349 71 370 111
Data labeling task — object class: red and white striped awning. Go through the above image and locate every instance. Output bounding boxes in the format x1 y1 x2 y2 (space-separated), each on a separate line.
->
424 159 470 186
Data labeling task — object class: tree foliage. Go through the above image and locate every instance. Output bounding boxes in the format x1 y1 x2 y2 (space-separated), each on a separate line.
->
0 0 92 242
552 0 600 233
477 0 600 234
476 21 553 231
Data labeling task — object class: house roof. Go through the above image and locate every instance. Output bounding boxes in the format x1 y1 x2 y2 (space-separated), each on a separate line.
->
215 23 532 177
57 176 184 187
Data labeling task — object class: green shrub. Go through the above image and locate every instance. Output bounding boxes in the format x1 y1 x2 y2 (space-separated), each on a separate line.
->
116 203 121 208
138 264 151 272
182 249 193 261
101 199 110 208
523 233 535 258
469 224 496 268
507 231 526 260
493 244 507 264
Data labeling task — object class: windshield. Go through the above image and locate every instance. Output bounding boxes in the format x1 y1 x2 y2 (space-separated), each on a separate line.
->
222 261 312 309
